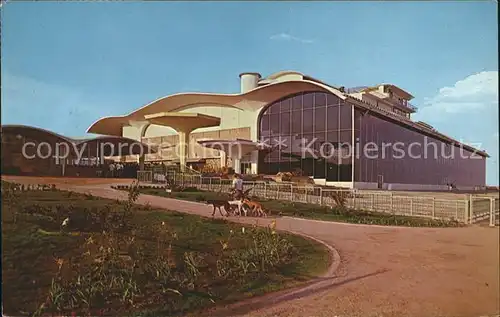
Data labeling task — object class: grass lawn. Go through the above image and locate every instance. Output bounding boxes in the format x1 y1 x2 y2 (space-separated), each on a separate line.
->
132 187 464 227
1 182 331 317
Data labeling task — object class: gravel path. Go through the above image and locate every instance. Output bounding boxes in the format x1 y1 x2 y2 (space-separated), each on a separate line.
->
4 176 499 317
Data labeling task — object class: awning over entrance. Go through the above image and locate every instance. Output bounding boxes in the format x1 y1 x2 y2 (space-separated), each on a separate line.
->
141 112 220 171
197 138 271 173
77 136 158 157
197 138 270 153
143 112 220 132
86 112 221 172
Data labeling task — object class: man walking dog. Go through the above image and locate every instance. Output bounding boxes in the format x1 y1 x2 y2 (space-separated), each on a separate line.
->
232 174 244 200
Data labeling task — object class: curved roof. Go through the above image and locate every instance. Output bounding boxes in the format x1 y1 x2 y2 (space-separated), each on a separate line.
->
87 79 347 136
263 71 341 91
1 124 77 144
265 70 304 80
1 124 157 156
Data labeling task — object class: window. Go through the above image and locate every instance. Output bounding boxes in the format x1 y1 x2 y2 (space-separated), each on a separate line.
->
291 111 302 134
303 93 314 109
339 104 352 130
303 109 314 133
292 95 302 111
269 114 280 135
258 91 354 181
269 102 280 114
314 107 326 132
327 94 341 107
314 93 326 107
281 112 291 134
240 162 252 174
326 105 339 131
326 131 338 147
280 99 291 112
260 114 270 136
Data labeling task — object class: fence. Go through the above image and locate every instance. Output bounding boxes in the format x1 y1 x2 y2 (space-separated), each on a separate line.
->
137 171 152 183
138 172 499 225
470 196 499 226
492 198 500 227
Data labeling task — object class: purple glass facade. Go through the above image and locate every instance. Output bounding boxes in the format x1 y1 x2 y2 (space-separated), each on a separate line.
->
258 91 353 181
258 91 486 187
354 110 486 187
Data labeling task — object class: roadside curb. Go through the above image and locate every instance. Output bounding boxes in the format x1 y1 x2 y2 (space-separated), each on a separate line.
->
284 229 341 278
282 215 470 230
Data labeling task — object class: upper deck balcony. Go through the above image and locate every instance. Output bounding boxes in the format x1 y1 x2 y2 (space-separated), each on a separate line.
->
396 98 418 112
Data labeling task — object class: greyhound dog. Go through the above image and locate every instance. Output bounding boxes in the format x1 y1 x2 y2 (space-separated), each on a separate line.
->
205 199 232 217
227 199 245 216
242 199 267 217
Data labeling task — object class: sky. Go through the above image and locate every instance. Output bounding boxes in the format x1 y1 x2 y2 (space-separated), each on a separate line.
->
1 1 498 184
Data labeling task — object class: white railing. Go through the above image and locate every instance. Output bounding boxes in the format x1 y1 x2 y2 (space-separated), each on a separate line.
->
164 174 480 223
397 99 418 112
488 198 499 227
137 172 498 225
137 170 152 183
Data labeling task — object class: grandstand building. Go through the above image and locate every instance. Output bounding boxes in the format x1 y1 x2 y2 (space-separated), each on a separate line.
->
29 70 488 190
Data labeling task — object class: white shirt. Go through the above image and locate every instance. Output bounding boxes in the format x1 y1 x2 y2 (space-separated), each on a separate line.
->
232 178 243 191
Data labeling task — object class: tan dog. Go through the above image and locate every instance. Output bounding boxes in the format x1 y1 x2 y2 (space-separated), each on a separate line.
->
242 199 267 217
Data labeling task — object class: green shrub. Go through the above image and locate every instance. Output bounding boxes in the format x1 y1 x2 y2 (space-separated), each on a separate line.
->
195 195 207 202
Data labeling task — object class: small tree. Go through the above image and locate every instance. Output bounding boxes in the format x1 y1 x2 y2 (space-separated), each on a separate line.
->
124 180 141 213
110 180 141 231
330 190 348 209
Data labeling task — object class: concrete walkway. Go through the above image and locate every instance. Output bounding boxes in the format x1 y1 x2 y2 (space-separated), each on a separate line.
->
4 176 500 317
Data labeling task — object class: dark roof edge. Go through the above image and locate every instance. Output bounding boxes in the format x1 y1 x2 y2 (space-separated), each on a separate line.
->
1 124 152 147
239 72 262 78
345 97 489 158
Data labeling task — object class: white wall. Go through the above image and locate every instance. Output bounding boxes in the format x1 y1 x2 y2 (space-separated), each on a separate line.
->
354 182 450 191
325 181 354 188
137 104 262 144
272 74 303 83
124 103 263 173
356 93 391 112
123 124 155 141
123 126 142 140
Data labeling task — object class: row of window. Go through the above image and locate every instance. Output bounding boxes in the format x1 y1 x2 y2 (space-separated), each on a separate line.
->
258 156 353 181
261 105 353 135
260 92 354 137
259 92 354 181
258 92 485 185
264 92 344 114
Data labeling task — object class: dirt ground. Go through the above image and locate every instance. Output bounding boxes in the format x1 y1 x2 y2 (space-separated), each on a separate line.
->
1 175 134 186
3 175 499 317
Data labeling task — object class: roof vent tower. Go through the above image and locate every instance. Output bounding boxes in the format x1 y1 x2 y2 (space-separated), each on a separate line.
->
239 72 261 93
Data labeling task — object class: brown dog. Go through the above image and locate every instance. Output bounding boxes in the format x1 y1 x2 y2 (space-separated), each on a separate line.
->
242 199 267 217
